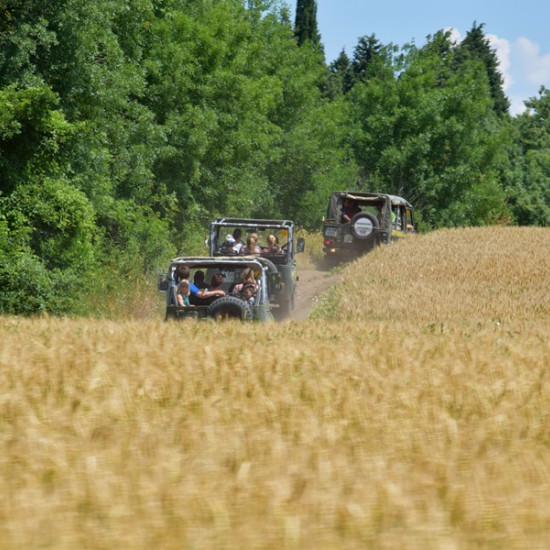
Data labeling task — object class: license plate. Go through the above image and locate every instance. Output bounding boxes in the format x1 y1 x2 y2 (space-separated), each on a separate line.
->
324 227 337 237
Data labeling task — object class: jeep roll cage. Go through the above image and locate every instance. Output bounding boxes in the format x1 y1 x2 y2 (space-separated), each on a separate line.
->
207 217 304 319
208 217 300 259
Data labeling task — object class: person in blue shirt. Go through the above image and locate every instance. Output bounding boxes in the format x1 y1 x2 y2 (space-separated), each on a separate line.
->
174 265 225 304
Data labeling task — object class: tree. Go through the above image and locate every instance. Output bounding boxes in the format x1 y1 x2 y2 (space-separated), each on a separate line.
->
0 0 174 314
506 87 550 225
347 31 511 227
294 0 321 49
454 22 510 116
145 0 345 232
351 34 383 82
324 49 353 97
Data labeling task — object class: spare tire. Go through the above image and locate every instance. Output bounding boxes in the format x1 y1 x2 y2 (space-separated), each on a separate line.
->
260 258 278 274
350 212 379 240
206 295 252 321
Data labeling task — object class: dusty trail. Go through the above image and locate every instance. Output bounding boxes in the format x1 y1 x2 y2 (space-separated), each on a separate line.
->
290 268 342 321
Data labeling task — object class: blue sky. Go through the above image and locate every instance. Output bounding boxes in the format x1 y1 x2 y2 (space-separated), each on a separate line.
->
288 0 550 115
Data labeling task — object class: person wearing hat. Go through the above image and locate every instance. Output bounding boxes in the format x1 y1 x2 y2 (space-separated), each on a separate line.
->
220 234 236 254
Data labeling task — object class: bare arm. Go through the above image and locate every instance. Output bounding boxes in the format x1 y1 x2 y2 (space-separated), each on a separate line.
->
197 289 225 299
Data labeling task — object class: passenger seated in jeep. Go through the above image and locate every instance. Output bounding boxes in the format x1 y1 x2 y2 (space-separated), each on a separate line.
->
176 265 226 305
174 264 189 285
209 273 225 293
232 229 244 253
341 198 361 223
239 234 262 255
176 280 192 307
230 267 258 295
238 283 256 306
219 234 237 254
392 208 401 230
193 270 207 290
263 234 282 254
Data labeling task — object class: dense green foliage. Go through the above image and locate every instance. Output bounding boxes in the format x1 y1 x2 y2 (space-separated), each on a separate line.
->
0 1 548 315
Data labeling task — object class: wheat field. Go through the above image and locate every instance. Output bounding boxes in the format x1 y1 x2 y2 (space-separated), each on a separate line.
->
1 226 550 549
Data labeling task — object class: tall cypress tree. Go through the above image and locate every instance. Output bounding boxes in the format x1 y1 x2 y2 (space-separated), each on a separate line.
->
454 22 510 116
294 0 321 47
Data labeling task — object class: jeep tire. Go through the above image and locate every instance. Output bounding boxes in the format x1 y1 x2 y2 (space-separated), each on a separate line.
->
206 295 253 320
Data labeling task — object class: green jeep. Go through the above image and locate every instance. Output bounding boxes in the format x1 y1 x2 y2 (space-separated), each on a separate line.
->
322 191 415 265
160 256 279 322
208 218 304 319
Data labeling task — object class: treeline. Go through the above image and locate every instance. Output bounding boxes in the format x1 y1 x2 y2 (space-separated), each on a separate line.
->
1 0 549 316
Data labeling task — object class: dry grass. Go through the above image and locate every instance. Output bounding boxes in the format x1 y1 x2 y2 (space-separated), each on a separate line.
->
317 226 550 328
84 273 166 321
2 226 550 549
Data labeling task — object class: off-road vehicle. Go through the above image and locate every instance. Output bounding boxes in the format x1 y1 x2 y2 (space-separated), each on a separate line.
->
322 191 415 265
208 218 304 319
159 256 281 321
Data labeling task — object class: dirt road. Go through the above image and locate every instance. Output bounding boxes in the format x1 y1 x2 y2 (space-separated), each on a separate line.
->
290 269 342 321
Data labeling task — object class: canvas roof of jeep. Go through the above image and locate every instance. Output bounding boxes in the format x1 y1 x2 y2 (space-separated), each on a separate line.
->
326 191 413 220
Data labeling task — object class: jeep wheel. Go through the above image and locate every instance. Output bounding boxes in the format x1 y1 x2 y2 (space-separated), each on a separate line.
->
206 296 253 321
350 212 379 240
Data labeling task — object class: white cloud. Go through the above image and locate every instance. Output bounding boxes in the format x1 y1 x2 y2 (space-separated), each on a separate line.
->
445 27 461 45
487 34 512 90
505 37 550 114
508 95 529 116
513 37 550 86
